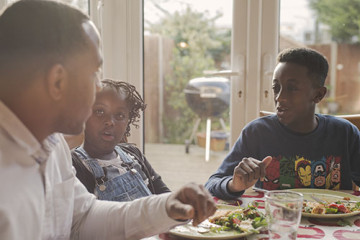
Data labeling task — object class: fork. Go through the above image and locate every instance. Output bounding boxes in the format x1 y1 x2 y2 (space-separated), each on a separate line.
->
252 186 269 193
310 195 327 204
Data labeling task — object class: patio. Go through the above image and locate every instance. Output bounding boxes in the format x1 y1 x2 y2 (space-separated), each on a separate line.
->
144 143 228 191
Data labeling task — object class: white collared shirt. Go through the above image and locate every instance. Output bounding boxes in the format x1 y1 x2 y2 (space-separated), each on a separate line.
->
0 101 179 240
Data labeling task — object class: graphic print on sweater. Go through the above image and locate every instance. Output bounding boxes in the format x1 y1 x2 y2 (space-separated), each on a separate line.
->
263 156 341 190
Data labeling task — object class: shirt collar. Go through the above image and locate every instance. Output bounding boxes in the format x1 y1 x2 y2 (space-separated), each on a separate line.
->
0 101 58 165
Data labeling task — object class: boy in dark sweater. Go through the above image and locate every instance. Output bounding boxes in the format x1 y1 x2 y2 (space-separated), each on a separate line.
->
205 48 360 200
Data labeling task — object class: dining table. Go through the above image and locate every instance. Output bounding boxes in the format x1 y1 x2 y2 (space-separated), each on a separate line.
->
145 188 360 240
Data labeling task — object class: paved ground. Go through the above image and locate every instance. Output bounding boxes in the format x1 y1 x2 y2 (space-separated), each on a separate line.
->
144 143 228 191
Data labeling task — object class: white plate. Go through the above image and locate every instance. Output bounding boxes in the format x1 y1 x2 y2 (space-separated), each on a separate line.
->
169 205 263 239
290 188 360 218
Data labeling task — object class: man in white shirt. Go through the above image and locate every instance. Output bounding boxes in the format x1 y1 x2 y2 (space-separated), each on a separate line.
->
0 1 216 239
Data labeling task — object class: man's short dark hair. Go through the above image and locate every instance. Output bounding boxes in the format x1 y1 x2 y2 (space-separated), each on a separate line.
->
0 0 90 87
277 48 329 87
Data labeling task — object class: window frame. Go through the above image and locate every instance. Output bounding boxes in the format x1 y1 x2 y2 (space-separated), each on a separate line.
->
95 0 144 148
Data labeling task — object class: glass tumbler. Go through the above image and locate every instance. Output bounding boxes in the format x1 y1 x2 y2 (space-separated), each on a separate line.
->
265 190 303 240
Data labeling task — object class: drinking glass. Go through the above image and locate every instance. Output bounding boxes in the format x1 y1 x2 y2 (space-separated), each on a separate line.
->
265 190 303 240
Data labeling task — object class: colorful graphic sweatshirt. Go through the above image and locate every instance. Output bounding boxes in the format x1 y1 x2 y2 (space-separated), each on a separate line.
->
205 114 360 200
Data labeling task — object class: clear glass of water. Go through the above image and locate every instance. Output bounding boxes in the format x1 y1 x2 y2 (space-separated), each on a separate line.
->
265 190 303 240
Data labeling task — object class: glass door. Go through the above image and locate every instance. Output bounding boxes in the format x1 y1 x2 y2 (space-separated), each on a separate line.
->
144 0 233 146
144 0 233 189
143 0 279 190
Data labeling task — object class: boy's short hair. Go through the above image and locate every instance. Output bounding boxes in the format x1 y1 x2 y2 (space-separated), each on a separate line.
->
0 0 89 88
277 48 329 87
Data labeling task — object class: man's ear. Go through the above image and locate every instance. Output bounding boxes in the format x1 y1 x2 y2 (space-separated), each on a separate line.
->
46 64 68 101
314 86 327 103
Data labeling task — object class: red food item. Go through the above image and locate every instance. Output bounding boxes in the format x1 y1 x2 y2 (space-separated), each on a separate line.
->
327 203 349 213
328 203 339 209
337 204 349 213
232 218 241 225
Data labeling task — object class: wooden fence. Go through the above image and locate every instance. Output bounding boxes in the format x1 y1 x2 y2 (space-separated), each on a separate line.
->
144 35 174 143
310 44 360 114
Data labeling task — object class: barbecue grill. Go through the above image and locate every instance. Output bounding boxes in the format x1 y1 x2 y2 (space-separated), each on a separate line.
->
184 77 230 160
184 77 230 118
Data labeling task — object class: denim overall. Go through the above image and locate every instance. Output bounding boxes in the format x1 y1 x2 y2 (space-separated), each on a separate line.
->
75 146 152 202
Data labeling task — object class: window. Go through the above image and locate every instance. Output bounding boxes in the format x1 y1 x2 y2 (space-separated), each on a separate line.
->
141 1 279 189
61 0 89 13
143 0 279 153
144 0 233 156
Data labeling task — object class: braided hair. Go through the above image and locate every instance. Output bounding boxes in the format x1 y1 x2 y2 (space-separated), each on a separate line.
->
101 79 146 138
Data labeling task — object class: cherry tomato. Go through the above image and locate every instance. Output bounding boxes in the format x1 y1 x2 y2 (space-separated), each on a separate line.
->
232 218 241 225
337 204 348 213
329 203 339 209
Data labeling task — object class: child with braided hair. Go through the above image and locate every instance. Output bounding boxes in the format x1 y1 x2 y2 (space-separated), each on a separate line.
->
72 79 170 201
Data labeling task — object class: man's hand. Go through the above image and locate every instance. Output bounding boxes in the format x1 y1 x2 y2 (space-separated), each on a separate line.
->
228 156 272 193
165 182 217 226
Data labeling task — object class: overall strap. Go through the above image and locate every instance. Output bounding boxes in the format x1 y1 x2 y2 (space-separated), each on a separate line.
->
71 148 96 193
114 145 135 165
116 143 156 193
74 146 106 179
